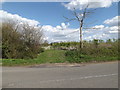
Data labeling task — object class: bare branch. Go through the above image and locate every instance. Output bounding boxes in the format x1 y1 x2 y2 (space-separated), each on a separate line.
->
73 10 80 21
84 20 98 27
83 27 102 30
62 4 96 49
63 16 77 22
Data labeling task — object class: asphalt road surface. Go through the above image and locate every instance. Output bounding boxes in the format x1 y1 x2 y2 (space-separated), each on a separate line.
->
2 61 118 88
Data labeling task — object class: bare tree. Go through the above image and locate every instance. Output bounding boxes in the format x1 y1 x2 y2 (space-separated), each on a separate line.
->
64 5 95 49
21 23 43 51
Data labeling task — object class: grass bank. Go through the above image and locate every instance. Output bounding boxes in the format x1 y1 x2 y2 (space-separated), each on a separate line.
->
2 50 66 66
2 49 118 66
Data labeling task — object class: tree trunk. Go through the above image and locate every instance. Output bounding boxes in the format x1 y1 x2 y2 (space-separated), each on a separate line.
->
79 21 83 49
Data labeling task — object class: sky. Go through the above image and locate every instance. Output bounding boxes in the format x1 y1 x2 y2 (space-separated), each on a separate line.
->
0 0 120 43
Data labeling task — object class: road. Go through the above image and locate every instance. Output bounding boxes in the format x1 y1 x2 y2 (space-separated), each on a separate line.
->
2 61 118 88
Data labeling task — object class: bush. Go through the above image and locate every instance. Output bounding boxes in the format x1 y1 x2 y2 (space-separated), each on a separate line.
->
65 50 92 63
38 48 45 53
65 39 118 63
2 20 43 59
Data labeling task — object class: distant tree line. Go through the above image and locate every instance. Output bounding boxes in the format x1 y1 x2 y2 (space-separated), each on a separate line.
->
50 39 118 50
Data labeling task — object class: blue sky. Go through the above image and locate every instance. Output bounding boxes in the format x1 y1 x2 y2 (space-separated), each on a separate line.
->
1 0 119 43
2 2 118 28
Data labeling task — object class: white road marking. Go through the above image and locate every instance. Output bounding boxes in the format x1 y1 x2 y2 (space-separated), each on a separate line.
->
38 73 118 83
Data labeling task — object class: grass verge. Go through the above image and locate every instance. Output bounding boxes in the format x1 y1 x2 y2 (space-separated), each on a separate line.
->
2 50 66 66
2 49 118 66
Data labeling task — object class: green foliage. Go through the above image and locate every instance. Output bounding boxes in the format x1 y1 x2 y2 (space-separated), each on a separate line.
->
2 21 43 59
42 40 49 46
65 39 118 63
38 48 45 53
65 50 92 63
2 48 118 66
2 38 119 66
93 39 99 48
2 50 66 66
50 41 79 50
1 21 118 65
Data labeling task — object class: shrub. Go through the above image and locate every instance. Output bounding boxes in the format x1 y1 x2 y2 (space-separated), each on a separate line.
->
65 39 118 63
38 48 45 53
2 20 43 59
65 50 92 63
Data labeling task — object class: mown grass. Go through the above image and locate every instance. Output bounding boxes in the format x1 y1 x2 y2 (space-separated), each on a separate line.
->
2 49 118 66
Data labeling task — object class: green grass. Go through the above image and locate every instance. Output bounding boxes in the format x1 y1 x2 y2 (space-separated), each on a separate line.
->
2 50 67 66
65 50 118 63
2 49 118 66
65 55 118 63
34 49 66 63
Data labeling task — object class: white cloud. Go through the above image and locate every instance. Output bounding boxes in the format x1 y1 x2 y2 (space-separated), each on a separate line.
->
42 24 79 42
0 0 5 3
42 23 118 43
0 10 40 26
43 25 57 32
109 26 119 30
1 10 118 43
109 30 118 33
92 25 105 29
61 22 70 29
83 28 118 40
63 0 119 10
104 16 119 26
56 25 62 30
56 22 70 30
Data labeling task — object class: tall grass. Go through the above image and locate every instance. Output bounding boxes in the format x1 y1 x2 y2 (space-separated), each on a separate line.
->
65 39 118 63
